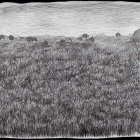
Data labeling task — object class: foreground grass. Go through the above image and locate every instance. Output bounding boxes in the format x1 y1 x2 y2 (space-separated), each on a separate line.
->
0 37 140 137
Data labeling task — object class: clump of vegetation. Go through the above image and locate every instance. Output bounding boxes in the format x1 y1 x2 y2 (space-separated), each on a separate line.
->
42 40 50 48
65 37 72 43
26 37 37 42
9 35 14 40
77 37 83 41
88 36 94 42
81 42 92 49
82 33 89 41
58 39 66 46
0 35 5 40
115 32 121 37
132 28 140 45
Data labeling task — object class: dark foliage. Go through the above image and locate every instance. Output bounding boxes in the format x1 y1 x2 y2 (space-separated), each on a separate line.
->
77 37 83 41
115 33 121 37
26 37 37 42
82 34 89 40
88 36 94 42
59 39 66 46
42 40 49 47
0 35 4 40
9 35 14 40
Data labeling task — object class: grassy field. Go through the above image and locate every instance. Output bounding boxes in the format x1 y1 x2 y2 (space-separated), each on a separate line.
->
0 35 140 137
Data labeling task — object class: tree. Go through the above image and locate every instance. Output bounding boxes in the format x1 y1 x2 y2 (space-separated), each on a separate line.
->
82 34 89 41
115 33 121 37
9 35 14 40
88 36 94 42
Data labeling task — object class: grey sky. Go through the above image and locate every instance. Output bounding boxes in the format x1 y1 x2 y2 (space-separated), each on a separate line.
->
0 1 140 37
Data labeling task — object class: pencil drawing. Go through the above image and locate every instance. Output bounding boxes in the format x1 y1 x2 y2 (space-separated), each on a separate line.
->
0 1 140 138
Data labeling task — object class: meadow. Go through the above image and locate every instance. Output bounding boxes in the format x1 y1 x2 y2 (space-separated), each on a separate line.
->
0 34 140 137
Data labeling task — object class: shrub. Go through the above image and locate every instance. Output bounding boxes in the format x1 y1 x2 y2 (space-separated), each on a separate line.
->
81 42 92 49
115 33 121 37
9 35 14 40
132 28 140 44
33 37 37 41
26 37 30 42
77 37 83 41
82 34 89 41
88 36 94 42
65 37 72 43
26 37 37 42
42 40 49 47
0 35 4 40
59 39 66 46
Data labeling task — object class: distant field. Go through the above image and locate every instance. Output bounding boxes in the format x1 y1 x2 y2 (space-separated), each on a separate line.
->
0 35 140 137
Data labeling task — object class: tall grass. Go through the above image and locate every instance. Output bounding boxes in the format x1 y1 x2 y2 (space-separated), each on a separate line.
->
0 36 140 137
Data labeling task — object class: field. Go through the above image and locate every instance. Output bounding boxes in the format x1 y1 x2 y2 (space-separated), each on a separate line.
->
0 35 140 137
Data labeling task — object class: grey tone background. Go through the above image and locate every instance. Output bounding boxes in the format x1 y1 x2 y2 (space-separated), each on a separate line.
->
0 1 140 37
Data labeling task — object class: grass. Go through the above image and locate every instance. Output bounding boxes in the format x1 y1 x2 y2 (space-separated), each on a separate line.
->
0 36 140 137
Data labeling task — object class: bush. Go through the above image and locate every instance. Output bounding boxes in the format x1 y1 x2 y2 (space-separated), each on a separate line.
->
9 35 14 40
42 40 49 47
88 36 94 42
81 42 92 49
82 34 89 41
33 37 37 41
59 39 66 46
115 33 121 37
26 37 37 42
0 35 4 40
65 37 72 43
77 37 83 41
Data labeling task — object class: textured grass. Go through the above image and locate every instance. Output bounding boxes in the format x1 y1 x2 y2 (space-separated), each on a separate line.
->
0 36 140 137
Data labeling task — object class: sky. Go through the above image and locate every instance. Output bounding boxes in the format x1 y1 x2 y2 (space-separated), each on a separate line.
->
0 1 140 37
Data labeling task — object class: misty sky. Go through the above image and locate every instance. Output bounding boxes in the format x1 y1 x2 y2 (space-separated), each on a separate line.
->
0 1 140 37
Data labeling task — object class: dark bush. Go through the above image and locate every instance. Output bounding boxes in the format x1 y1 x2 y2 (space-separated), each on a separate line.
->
0 35 4 40
81 42 92 49
115 33 121 37
88 36 94 42
77 37 83 41
26 37 30 42
33 38 37 41
65 37 72 43
42 40 49 47
59 39 66 46
26 37 37 42
82 34 89 41
105 50 112 55
9 35 14 40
